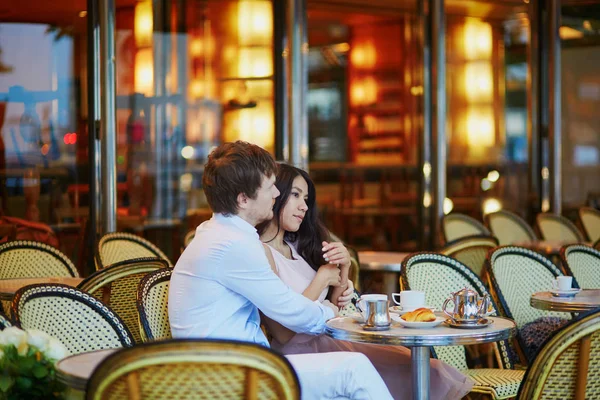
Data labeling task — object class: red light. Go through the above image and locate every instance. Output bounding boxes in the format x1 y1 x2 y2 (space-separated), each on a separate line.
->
63 133 78 145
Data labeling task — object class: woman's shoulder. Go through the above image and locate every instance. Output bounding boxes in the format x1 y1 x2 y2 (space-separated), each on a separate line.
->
261 243 279 273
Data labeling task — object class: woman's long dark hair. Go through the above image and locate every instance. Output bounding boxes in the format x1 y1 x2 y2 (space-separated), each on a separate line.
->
257 163 329 271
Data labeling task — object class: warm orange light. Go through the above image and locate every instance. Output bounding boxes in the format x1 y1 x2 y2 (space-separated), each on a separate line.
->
559 26 584 40
135 48 154 96
190 38 203 57
464 20 492 60
230 106 274 151
189 79 204 99
351 77 377 106
238 1 273 46
464 62 492 101
350 41 376 69
466 107 494 147
238 47 272 78
134 0 153 48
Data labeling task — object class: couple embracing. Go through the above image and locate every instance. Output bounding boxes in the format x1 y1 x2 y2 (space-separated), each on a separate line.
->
168 141 473 399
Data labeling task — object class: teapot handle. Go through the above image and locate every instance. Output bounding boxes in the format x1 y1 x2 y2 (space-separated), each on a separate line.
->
477 294 490 315
442 297 453 319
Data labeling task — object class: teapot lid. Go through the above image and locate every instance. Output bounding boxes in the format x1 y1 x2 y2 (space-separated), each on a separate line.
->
454 287 477 296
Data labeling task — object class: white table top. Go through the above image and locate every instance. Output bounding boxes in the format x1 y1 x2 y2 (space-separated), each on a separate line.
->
325 315 516 347
56 348 117 390
0 277 84 300
358 251 410 272
531 289 600 312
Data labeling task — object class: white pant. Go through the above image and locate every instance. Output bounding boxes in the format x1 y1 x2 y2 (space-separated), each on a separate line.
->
286 352 393 400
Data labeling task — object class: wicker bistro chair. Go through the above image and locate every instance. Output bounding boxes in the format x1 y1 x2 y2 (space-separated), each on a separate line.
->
86 339 301 400
517 308 600 399
560 244 600 289
485 246 573 363
595 238 600 251
578 206 600 242
0 240 78 279
535 213 585 242
78 257 169 344
137 268 172 341
400 253 523 399
0 309 11 329
96 232 172 270
440 235 499 278
485 210 537 246
442 213 491 244
12 284 134 355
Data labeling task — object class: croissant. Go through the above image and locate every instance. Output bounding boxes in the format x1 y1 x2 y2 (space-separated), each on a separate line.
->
402 308 436 322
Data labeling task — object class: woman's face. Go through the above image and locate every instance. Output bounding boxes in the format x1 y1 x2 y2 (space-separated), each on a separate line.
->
280 175 309 232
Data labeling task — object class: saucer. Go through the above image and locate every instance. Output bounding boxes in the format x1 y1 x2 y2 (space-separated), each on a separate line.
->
391 315 444 329
445 318 493 329
550 288 581 298
389 306 436 316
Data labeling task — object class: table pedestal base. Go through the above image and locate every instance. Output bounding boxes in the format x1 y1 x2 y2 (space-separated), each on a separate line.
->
411 346 430 400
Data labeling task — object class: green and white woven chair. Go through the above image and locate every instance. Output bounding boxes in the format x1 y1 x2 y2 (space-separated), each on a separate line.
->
517 308 600 399
137 268 172 342
440 235 498 278
401 253 523 399
96 232 172 270
0 240 78 279
578 207 600 242
535 213 585 242
86 339 301 400
12 284 134 355
78 257 169 344
485 246 572 362
442 213 491 244
0 310 11 330
485 210 537 246
560 244 600 289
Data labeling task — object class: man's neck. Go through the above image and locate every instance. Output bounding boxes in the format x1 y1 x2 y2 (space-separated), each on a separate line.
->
235 210 258 227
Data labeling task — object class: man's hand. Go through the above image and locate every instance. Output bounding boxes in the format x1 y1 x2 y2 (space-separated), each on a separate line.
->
322 241 352 268
322 299 339 317
316 264 342 287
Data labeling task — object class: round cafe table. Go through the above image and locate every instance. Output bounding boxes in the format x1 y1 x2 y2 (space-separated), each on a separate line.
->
530 289 600 313
0 277 84 301
56 348 117 399
325 315 516 400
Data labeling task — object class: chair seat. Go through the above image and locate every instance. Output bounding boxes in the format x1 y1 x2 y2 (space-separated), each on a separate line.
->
465 369 525 399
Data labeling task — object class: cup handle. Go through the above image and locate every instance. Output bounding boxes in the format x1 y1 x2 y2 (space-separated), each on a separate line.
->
442 298 453 319
391 293 402 306
551 279 558 290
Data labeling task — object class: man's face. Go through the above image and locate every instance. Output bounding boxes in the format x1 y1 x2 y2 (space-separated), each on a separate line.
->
245 174 280 226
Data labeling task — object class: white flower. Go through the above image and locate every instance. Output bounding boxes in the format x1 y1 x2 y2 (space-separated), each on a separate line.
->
0 327 29 356
44 337 70 361
26 329 51 353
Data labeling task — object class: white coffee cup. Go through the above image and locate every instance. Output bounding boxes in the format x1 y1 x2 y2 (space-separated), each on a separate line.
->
391 290 425 311
552 276 573 291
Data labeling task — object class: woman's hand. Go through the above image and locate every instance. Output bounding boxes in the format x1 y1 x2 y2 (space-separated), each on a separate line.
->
322 241 352 269
317 264 342 287
337 279 355 308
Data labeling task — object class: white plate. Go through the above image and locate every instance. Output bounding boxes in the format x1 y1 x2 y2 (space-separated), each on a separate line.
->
550 288 581 298
391 315 445 328
389 306 437 316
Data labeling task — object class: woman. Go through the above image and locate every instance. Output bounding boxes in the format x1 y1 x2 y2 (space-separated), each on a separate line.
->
257 163 474 400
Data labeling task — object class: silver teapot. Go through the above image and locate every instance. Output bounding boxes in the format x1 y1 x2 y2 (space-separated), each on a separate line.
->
442 288 490 323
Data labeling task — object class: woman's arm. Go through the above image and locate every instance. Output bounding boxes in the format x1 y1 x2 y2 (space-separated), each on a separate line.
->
322 241 352 306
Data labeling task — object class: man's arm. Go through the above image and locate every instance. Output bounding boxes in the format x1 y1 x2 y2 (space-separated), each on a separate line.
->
220 238 335 335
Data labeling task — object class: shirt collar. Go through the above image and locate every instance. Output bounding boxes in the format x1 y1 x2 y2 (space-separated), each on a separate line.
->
214 213 258 236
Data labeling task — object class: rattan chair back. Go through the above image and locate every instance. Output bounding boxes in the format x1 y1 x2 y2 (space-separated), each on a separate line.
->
536 213 585 242
486 246 571 330
442 213 491 244
517 308 600 399
183 229 195 249
96 232 172 270
12 284 133 355
0 240 78 279
78 257 169 343
401 252 513 370
86 339 301 400
485 210 537 245
440 235 498 277
137 268 172 341
561 244 600 290
578 207 600 242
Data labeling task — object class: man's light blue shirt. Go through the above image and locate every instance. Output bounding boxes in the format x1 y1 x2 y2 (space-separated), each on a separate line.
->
169 213 335 347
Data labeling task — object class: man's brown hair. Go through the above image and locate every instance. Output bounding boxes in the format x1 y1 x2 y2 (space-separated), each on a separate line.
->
203 141 278 215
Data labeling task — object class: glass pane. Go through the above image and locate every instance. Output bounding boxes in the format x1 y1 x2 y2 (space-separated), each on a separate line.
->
0 5 89 269
114 0 275 258
561 1 600 219
445 0 530 223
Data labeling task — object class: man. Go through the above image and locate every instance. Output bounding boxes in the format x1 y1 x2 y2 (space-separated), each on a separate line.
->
170 141 392 399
